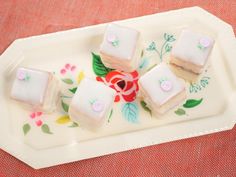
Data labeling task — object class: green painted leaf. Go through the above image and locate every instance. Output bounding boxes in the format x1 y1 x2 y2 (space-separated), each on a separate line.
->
189 83 197 93
200 77 210 88
183 98 203 108
61 100 69 113
164 33 168 40
164 33 175 42
165 43 172 52
56 115 71 124
175 108 186 116
108 109 113 123
69 87 77 94
140 101 152 116
69 122 79 128
62 78 73 85
200 80 208 87
146 42 156 51
41 124 53 134
189 83 201 93
92 52 113 77
139 58 149 69
169 36 175 42
122 102 138 123
23 123 31 135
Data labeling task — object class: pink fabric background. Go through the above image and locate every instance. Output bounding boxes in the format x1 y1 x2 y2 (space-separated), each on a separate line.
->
0 0 236 176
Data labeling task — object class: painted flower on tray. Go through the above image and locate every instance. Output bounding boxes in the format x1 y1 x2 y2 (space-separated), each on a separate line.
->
23 112 53 135
60 63 81 85
60 63 76 75
96 70 139 102
30 112 43 127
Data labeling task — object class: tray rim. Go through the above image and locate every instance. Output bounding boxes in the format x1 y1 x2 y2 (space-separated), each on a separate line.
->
0 6 236 169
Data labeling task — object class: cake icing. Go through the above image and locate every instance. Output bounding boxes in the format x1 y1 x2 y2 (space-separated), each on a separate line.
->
100 23 142 72
100 23 139 60
11 68 49 105
139 63 185 106
171 29 214 66
68 78 116 130
11 67 60 112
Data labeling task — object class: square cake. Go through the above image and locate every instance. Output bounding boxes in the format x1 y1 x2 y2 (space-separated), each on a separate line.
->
68 78 116 130
100 23 142 72
139 63 186 115
170 29 214 74
11 67 60 112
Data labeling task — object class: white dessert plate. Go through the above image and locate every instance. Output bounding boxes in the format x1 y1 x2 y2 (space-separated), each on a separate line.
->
0 7 236 169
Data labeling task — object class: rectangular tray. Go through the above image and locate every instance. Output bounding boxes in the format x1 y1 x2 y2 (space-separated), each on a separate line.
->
0 7 236 169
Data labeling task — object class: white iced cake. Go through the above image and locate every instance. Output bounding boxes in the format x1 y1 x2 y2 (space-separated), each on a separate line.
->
11 67 60 112
170 29 214 74
139 63 186 115
100 23 142 72
68 78 116 130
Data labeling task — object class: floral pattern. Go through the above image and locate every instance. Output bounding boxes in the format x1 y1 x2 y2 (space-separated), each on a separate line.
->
60 63 76 75
60 63 78 85
91 52 140 122
23 112 53 135
96 70 139 102
22 32 213 136
30 111 43 127
22 63 81 135
146 33 175 61
57 63 82 127
189 76 210 93
175 74 210 116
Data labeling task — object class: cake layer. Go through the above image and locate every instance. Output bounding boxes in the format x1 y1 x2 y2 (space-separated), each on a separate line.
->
100 23 140 60
42 74 60 112
140 85 186 115
170 56 203 74
11 67 49 105
100 23 142 72
139 63 186 115
170 29 214 75
11 67 60 112
139 63 185 105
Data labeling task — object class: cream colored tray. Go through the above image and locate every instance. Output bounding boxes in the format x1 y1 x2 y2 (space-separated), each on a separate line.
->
0 7 236 169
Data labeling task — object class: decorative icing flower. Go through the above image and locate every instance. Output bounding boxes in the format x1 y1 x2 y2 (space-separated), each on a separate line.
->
17 71 30 81
159 78 173 92
198 37 210 50
96 70 139 102
30 112 43 127
90 99 104 112
60 63 76 75
107 34 119 47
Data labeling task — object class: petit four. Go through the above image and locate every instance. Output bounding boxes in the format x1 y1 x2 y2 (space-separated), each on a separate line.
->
11 67 60 112
139 63 186 115
68 78 116 130
170 29 214 74
100 23 142 72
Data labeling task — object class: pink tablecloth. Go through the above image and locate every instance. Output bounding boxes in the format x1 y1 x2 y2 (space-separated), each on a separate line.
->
0 0 236 176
